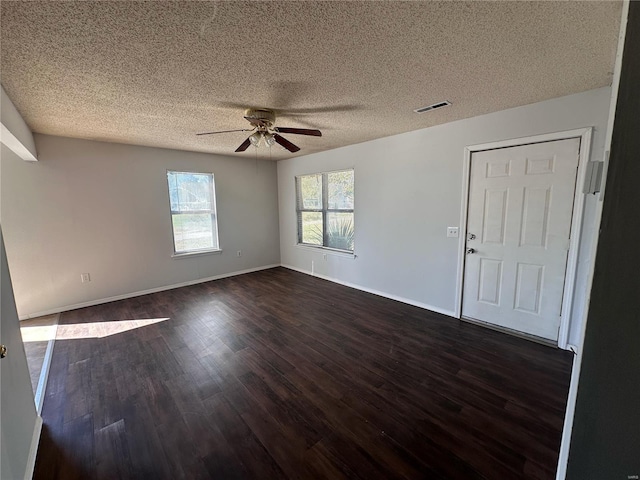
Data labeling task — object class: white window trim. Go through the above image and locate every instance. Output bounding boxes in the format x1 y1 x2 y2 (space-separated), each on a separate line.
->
294 243 356 258
172 249 222 259
296 168 355 252
167 170 220 256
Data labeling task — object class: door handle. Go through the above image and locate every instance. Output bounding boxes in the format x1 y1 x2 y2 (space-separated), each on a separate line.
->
467 233 476 241
466 248 476 254
0 345 7 359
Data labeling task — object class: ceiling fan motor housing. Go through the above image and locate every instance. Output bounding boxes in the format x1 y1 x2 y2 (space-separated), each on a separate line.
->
245 108 276 129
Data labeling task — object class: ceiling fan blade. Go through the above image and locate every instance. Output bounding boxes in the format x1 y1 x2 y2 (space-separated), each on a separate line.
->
235 137 252 152
196 128 251 136
273 127 322 137
273 133 300 153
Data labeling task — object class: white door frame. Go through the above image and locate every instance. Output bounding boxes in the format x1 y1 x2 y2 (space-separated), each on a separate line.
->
455 127 593 349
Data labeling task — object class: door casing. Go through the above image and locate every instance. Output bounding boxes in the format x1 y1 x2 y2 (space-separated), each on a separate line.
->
455 128 593 349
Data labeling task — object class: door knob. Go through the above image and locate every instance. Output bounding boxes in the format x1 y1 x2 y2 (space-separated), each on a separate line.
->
466 248 476 254
0 345 7 359
467 233 476 240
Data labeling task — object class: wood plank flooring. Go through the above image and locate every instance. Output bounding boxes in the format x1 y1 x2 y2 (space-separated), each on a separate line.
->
34 267 573 479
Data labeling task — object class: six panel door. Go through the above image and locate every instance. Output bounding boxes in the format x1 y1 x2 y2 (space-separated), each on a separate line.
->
462 138 580 341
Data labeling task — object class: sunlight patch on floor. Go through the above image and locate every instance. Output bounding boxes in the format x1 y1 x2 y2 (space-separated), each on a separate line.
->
54 318 170 340
20 315 58 343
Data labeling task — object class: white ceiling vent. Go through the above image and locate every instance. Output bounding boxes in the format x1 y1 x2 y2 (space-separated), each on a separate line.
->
413 100 452 114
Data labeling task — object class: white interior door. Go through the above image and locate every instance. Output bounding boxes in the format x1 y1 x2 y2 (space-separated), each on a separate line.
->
462 138 580 341
1 230 39 479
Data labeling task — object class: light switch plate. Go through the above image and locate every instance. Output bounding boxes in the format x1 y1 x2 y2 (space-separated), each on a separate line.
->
447 227 459 238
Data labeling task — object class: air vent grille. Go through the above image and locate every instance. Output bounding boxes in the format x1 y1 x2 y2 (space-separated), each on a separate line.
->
414 100 452 114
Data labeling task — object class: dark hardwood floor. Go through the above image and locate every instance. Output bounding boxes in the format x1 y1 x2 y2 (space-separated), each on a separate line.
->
34 267 573 479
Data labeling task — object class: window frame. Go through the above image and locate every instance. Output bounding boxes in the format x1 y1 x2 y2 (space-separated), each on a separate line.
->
296 168 355 253
167 170 221 257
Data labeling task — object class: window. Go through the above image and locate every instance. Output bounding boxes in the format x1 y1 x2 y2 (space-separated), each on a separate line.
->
167 171 219 255
296 169 354 252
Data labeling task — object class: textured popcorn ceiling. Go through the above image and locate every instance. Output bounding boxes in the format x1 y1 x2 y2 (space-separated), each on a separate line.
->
0 1 622 160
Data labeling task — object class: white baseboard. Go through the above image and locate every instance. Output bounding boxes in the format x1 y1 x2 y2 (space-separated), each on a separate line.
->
24 415 43 480
19 263 457 322
281 264 457 318
19 264 280 320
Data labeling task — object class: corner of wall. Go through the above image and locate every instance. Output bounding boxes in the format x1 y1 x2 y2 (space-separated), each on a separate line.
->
1 86 37 161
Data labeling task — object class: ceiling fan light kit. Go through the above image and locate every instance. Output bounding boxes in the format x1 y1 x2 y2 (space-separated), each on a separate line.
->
248 131 262 146
264 132 276 146
197 108 322 154
247 131 277 148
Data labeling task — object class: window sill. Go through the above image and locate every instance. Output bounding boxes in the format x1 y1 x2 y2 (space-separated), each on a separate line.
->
295 244 356 258
172 249 222 259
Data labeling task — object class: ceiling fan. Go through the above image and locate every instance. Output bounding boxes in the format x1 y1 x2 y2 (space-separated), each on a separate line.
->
197 108 322 153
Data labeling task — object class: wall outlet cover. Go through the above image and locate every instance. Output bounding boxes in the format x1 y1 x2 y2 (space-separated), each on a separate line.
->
447 227 459 238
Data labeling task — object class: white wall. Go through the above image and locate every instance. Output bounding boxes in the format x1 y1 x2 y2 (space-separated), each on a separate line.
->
279 87 612 346
1 134 280 318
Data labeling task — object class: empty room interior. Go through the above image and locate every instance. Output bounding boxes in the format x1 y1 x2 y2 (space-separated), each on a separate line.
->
1 2 638 479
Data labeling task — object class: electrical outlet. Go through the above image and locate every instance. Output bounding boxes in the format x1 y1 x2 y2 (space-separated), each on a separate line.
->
237 250 242 257
81 273 91 283
447 227 459 238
